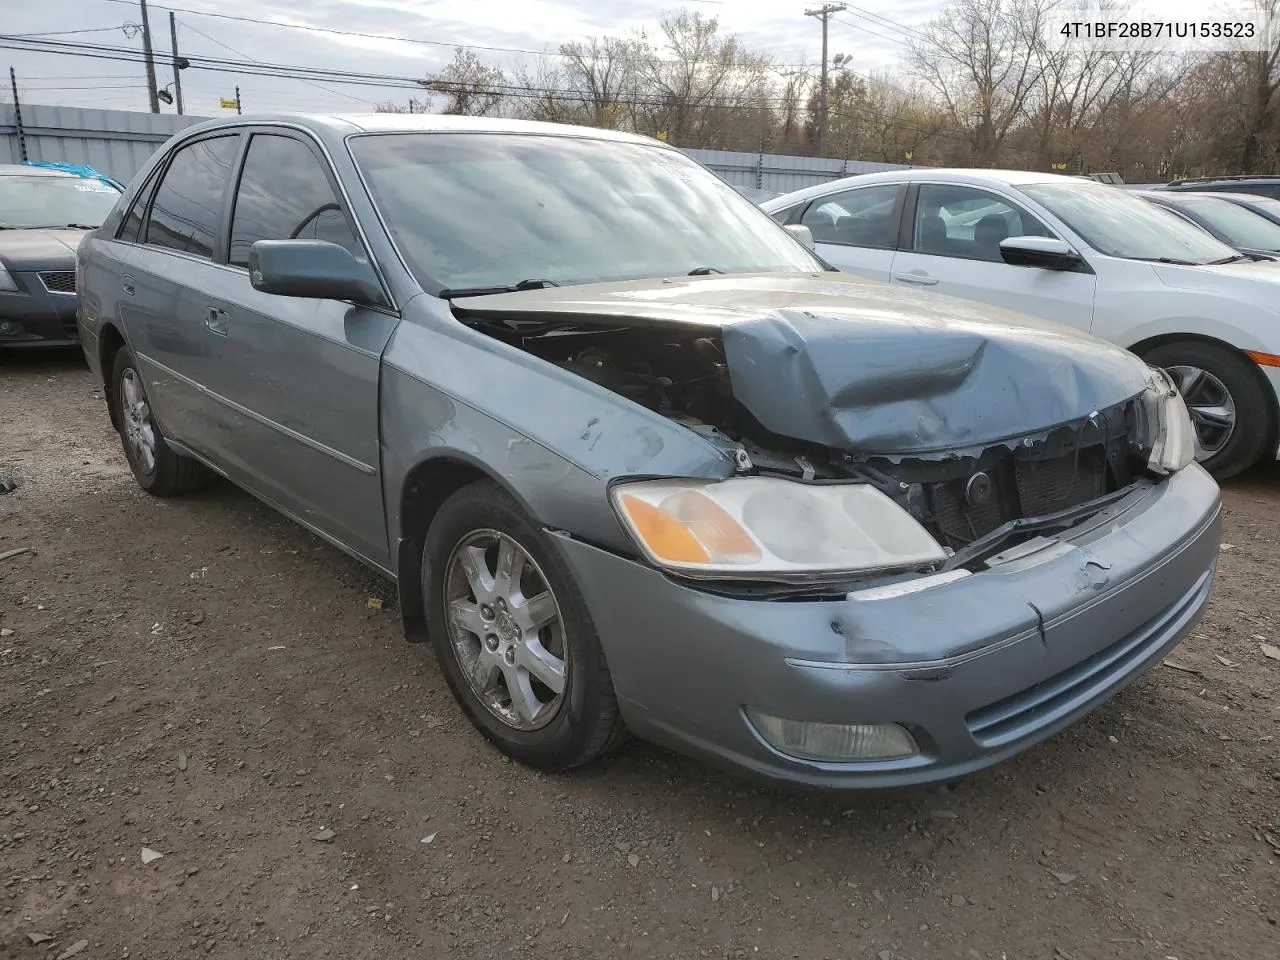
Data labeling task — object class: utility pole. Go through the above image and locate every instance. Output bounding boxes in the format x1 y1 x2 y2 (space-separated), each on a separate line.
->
139 0 160 113
168 12 184 115
805 2 846 157
9 67 28 162
235 86 242 115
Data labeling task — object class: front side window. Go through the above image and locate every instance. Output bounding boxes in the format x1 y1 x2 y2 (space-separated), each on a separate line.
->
912 184 1053 262
348 133 822 293
0 174 120 230
800 184 902 248
229 134 360 268
1020 181 1239 264
144 135 240 259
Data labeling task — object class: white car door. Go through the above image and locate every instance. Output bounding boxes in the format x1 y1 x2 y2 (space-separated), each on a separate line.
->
889 183 1097 334
795 182 905 282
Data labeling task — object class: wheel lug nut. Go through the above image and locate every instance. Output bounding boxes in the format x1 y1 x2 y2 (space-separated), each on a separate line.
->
484 634 499 652
480 604 493 620
503 647 516 665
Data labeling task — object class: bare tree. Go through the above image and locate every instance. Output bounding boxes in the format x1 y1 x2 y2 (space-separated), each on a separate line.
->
910 0 1052 164
424 48 507 117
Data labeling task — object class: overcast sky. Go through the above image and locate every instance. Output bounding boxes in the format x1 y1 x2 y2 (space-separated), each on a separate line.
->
3 0 946 116
3 0 1252 116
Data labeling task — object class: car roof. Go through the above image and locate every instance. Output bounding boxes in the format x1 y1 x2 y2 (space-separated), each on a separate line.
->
759 168 1081 210
0 164 77 178
164 112 661 148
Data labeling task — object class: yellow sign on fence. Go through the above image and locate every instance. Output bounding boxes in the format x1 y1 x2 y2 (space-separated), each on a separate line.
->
219 97 238 110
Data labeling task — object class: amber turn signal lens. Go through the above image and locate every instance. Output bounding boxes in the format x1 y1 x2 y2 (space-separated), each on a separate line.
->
1245 350 1280 368
617 494 710 564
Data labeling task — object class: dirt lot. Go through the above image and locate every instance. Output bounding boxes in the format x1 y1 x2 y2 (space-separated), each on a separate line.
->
1 352 1278 960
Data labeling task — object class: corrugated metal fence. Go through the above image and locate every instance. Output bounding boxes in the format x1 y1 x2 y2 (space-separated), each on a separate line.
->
2 103 909 192
1 104 201 182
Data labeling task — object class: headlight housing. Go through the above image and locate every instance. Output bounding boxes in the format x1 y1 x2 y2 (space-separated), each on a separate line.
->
1143 367 1196 475
610 476 947 579
0 265 17 293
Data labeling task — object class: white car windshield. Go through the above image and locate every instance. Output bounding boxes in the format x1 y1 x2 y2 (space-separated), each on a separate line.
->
1019 182 1240 265
0 174 121 229
349 133 822 293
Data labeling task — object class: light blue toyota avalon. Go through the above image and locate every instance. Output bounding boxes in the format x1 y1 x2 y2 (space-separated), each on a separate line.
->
76 113 1220 789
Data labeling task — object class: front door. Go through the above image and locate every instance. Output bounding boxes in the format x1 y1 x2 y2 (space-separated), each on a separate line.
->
199 131 397 568
889 183 1097 334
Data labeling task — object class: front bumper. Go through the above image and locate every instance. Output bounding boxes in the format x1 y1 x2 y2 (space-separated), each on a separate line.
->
0 271 80 347
553 464 1221 789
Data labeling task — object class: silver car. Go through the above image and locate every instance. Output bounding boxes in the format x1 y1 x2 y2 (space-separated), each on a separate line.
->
77 114 1221 789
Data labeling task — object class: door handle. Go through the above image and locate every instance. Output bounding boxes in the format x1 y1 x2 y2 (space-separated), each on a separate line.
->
205 307 229 337
121 275 135 297
893 272 939 286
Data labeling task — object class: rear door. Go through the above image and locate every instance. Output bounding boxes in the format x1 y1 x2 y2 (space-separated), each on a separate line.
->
796 182 905 281
198 130 398 568
117 132 242 450
889 182 1097 332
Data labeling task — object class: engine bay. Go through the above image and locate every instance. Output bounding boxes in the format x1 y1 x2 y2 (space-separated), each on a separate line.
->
461 315 1153 561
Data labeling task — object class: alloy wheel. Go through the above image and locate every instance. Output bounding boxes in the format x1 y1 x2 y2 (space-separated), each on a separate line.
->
119 368 157 474
1166 364 1237 460
443 529 568 731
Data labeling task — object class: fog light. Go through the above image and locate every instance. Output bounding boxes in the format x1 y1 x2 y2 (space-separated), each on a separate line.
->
746 709 919 761
0 320 22 337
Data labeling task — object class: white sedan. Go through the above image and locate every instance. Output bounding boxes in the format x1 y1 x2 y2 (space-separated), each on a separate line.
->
762 170 1280 478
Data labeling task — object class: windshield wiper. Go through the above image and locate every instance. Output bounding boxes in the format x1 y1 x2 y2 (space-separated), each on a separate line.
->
687 266 725 275
437 278 559 299
63 223 99 230
1208 254 1249 264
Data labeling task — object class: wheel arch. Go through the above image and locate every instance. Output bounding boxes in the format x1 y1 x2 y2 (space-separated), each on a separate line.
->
98 322 128 433
394 450 543 643
1127 331 1280 471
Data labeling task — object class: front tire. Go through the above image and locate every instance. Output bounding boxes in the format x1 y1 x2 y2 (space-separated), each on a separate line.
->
110 347 211 496
1141 340 1276 480
422 480 626 770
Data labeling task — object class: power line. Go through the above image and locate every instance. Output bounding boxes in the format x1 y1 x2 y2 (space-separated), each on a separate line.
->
98 0 815 69
5 26 132 38
177 20 379 106
833 15 910 49
1 33 967 143
841 5 929 42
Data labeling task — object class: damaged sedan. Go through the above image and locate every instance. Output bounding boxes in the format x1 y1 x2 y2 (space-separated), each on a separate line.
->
76 115 1221 788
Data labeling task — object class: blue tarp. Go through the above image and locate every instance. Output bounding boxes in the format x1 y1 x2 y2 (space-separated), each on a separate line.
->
20 161 123 190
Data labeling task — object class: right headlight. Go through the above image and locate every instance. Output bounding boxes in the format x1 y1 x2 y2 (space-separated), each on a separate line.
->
0 265 17 293
1142 367 1196 475
610 476 947 579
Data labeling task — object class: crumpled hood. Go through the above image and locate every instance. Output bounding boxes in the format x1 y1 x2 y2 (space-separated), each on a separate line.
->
0 228 87 271
453 272 1152 455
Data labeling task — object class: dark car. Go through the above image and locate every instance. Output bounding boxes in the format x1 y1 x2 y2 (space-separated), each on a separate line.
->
0 164 123 348
1137 190 1280 260
1162 176 1280 201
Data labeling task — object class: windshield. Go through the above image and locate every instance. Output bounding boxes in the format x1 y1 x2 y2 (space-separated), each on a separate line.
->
348 133 821 292
1019 181 1238 264
0 174 121 229
1176 196 1280 251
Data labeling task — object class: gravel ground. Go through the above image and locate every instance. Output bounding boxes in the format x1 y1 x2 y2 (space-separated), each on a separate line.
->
2 351 1278 960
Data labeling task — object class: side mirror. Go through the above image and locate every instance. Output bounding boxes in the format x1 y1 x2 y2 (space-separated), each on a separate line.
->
248 240 387 305
784 223 816 251
998 236 1087 272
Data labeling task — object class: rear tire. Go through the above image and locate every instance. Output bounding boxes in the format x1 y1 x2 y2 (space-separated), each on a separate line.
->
422 480 626 770
1141 340 1275 480
110 347 211 496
